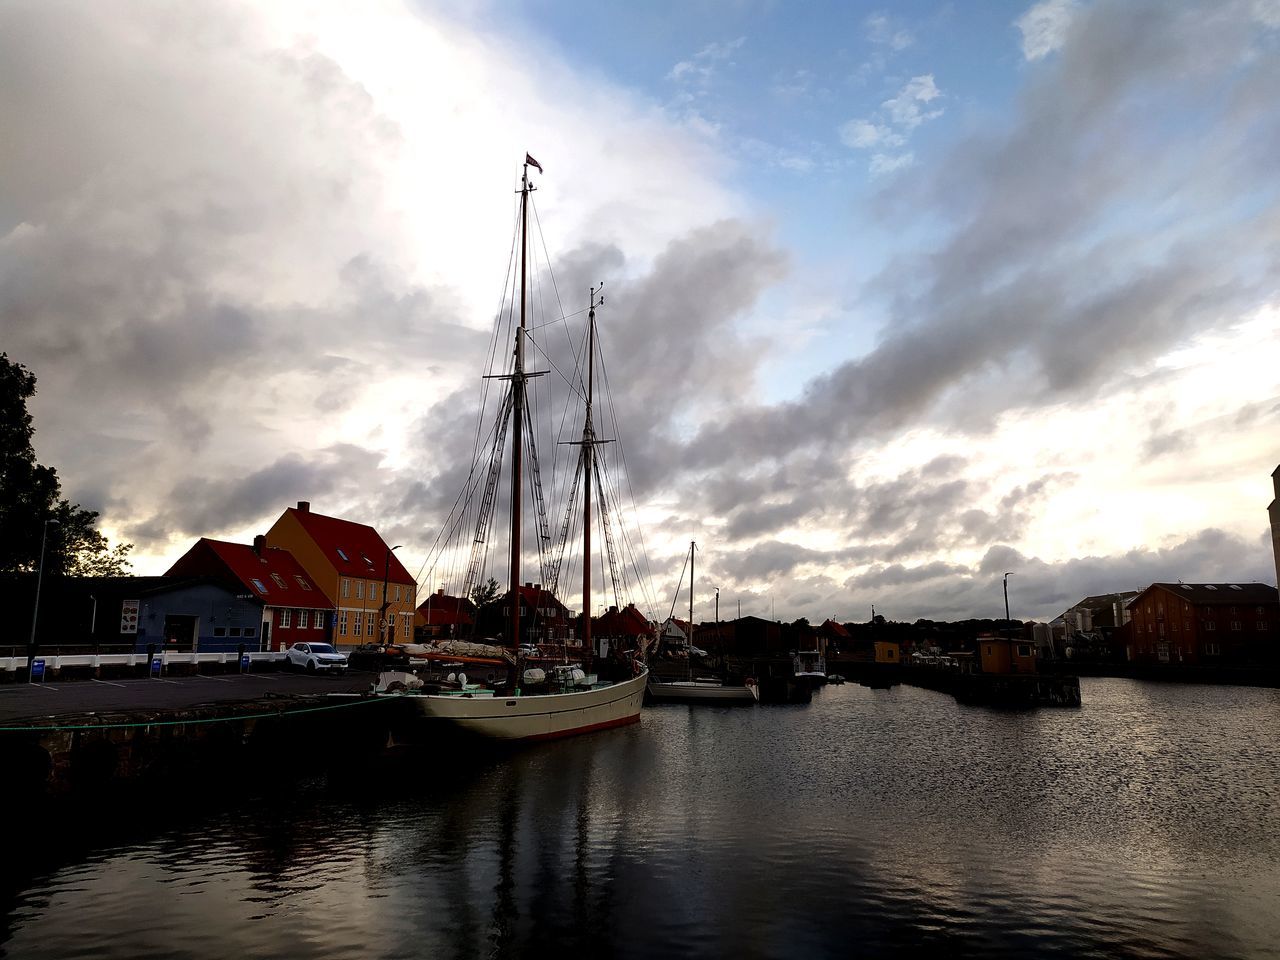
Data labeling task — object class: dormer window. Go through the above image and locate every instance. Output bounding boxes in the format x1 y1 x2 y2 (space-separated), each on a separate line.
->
1229 584 1242 590
1204 585 1217 590
270 573 287 589
337 548 349 562
251 578 268 594
294 576 312 591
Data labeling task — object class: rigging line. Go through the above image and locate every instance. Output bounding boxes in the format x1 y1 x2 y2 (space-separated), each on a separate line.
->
667 546 691 624
527 306 589 332
594 332 660 611
524 328 586 400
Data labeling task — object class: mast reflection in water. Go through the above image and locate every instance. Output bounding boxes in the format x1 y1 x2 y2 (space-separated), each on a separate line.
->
4 678 1279 959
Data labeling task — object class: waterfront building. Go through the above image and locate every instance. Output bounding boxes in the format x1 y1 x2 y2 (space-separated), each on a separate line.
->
1126 583 1279 665
473 582 574 648
977 633 1037 674
873 640 900 664
415 588 475 641
165 537 333 651
1053 591 1139 662
589 602 652 658
265 501 416 649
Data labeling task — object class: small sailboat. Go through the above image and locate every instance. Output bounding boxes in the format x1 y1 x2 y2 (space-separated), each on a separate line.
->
382 155 647 740
647 541 758 704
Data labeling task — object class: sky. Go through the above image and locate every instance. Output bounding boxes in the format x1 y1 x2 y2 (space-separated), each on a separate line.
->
2 0 1278 625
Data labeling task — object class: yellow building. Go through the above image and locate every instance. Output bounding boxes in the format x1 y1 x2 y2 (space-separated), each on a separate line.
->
266 501 416 648
977 634 1037 674
873 640 900 663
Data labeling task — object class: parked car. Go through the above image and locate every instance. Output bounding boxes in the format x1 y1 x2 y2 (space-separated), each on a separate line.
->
517 643 541 658
285 642 348 674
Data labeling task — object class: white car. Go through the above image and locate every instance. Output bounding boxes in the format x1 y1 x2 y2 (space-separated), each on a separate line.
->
285 642 348 674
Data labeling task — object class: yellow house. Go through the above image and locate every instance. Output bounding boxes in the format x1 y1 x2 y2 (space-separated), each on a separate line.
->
873 640 900 663
266 501 416 648
977 634 1037 674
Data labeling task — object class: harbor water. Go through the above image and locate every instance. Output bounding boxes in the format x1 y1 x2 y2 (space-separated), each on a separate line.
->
3 678 1279 959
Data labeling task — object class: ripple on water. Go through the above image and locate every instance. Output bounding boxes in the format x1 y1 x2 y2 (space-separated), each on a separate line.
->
3 678 1279 959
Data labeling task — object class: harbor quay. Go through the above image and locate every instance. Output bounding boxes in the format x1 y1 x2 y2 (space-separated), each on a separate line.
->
0 668 398 803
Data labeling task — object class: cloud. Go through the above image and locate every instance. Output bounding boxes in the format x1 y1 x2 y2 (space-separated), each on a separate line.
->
865 13 915 51
839 75 943 175
869 152 915 176
1016 0 1079 61
838 120 905 150
881 75 943 129
668 37 746 85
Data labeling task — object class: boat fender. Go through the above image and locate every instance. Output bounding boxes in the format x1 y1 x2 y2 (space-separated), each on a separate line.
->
458 672 467 687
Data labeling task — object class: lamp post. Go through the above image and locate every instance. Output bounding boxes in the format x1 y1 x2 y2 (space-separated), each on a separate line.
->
380 545 402 644
1003 572 1015 640
27 518 59 681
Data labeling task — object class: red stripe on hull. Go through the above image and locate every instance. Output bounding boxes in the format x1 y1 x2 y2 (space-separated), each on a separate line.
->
525 711 641 742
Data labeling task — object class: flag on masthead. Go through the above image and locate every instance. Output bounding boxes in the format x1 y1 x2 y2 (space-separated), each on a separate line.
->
525 153 543 173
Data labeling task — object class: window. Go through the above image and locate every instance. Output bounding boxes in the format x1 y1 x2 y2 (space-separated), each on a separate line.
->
229 627 242 637
366 616 375 637
342 579 351 598
294 576 312 591
280 608 291 628
406 588 414 607
244 627 256 637
1230 621 1242 631
370 582 379 602
403 614 411 639
1204 620 1216 632
213 627 226 637
271 573 287 590
356 581 364 600
251 578 268 594
339 611 348 636
1205 585 1218 591
1204 642 1221 656
1172 621 1179 633
394 585 401 601
1016 644 1032 657
337 548 349 562
1259 621 1269 631
353 612 363 636
299 609 309 629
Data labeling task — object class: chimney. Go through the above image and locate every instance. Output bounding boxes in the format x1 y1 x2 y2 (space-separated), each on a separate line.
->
437 587 445 596
297 500 310 513
253 535 265 555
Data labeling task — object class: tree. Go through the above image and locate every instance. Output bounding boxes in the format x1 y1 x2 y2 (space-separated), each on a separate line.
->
470 576 501 610
0 353 133 576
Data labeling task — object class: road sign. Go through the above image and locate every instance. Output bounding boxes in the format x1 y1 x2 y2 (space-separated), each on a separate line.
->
150 656 163 678
30 658 45 682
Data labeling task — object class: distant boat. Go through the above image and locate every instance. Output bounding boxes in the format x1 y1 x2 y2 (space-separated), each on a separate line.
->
648 541 757 705
381 156 647 740
826 673 845 685
792 649 827 690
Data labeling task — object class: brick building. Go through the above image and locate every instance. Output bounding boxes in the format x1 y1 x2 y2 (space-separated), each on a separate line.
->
1126 582 1279 665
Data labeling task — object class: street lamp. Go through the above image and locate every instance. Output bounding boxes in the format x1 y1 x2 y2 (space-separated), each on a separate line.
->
27 518 59 681
1003 572 1015 640
380 545 402 644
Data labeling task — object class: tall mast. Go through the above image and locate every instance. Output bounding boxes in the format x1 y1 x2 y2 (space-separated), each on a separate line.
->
689 540 695 659
582 285 600 654
510 161 530 648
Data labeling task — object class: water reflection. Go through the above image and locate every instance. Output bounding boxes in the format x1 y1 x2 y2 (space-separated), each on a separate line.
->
3 679 1279 959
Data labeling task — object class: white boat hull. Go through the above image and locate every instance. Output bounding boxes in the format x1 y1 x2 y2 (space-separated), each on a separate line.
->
397 666 648 741
647 679 758 704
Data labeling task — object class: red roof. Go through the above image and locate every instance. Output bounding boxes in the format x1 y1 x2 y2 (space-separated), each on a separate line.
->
593 603 651 637
165 538 334 608
417 591 476 626
283 506 415 585
820 618 850 638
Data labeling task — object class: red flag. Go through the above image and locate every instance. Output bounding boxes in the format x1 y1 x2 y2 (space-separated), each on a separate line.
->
525 153 543 173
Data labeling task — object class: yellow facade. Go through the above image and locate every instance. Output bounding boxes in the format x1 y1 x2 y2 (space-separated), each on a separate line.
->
873 640 900 663
266 507 416 649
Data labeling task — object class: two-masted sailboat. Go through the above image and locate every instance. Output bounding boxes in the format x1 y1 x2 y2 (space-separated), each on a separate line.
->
382 155 649 740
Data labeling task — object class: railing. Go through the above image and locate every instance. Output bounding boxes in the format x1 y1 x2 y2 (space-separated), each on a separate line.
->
1 651 287 673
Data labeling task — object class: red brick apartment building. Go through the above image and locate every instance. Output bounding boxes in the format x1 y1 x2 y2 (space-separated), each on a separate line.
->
1126 583 1279 665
